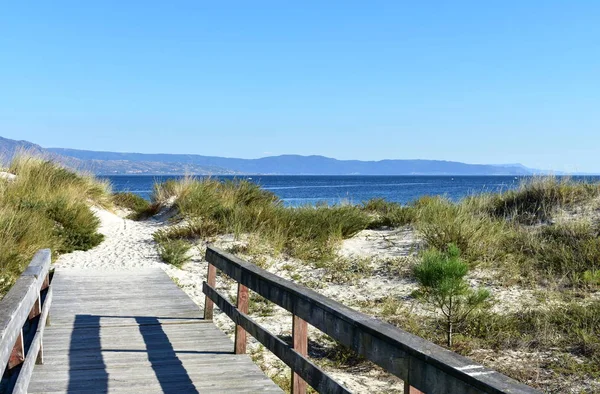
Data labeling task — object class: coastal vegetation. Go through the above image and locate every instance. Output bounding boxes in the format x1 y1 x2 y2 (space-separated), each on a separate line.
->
112 191 159 219
2 161 598 391
155 237 192 268
152 176 600 288
148 175 600 391
412 244 491 347
151 177 371 262
0 155 110 296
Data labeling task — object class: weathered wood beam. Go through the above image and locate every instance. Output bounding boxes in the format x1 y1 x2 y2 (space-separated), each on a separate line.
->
0 276 38 372
206 246 541 394
13 286 53 394
235 284 249 355
204 263 216 320
0 249 51 388
292 315 308 394
203 282 350 394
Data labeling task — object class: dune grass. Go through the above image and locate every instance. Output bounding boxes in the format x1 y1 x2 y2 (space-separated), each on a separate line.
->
150 176 600 285
476 176 600 224
368 295 600 389
153 177 371 261
361 198 416 228
148 175 600 389
0 155 111 296
156 238 192 268
112 192 161 220
392 178 600 287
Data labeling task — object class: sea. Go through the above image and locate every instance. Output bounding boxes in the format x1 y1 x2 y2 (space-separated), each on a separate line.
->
102 175 600 207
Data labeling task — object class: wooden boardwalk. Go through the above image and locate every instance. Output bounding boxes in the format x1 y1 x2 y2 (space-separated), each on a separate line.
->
27 268 282 393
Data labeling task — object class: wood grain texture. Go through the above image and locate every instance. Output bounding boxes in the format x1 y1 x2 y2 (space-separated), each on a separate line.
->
235 284 249 355
28 268 282 394
0 249 50 374
204 283 350 394
206 246 542 394
292 315 308 394
8 330 24 369
204 263 216 320
404 381 425 394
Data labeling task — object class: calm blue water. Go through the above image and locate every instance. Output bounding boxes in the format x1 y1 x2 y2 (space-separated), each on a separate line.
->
101 175 600 207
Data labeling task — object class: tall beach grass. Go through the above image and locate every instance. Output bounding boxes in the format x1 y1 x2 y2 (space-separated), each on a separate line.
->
151 175 600 287
0 154 111 296
152 177 372 261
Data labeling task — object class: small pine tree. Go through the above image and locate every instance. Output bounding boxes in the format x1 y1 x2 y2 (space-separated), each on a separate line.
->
413 244 490 347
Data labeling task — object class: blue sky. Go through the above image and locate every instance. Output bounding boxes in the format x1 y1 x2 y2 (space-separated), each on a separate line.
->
1 1 598 172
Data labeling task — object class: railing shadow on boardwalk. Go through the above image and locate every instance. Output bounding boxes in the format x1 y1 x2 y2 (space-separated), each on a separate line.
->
66 314 228 394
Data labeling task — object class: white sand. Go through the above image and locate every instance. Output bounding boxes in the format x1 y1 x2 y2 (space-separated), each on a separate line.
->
0 172 17 181
339 228 418 260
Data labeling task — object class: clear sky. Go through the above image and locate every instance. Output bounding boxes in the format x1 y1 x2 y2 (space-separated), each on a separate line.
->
1 1 599 172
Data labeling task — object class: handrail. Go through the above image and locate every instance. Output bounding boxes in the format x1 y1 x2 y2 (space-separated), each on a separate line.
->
203 246 541 394
0 249 53 394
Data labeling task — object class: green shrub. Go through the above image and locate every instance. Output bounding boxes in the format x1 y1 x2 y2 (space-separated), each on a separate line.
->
113 192 159 220
46 198 104 253
413 244 491 347
0 207 54 294
581 270 600 289
157 239 192 268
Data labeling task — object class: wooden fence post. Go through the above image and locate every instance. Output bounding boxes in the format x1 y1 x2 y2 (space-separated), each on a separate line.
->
291 315 308 394
29 295 41 320
204 263 216 320
234 283 249 354
8 330 25 369
404 381 425 394
41 274 50 290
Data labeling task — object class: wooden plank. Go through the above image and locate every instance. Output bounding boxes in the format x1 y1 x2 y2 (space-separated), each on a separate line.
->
12 281 53 393
292 315 308 394
204 282 349 394
36 285 53 364
28 267 283 394
13 332 41 394
234 283 249 354
1 249 50 373
22 249 51 282
206 246 542 394
204 263 216 320
0 276 37 372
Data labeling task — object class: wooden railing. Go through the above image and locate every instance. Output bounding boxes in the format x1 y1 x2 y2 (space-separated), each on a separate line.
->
0 250 52 394
203 246 541 394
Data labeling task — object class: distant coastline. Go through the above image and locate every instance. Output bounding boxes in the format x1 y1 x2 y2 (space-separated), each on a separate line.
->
2 135 578 176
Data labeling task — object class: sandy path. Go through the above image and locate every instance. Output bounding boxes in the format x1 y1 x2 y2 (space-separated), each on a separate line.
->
54 207 163 270
53 207 210 309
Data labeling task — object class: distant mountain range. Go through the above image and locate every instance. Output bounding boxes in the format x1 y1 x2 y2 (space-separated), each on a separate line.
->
1 135 554 176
